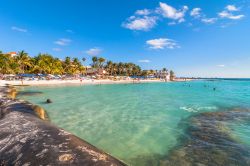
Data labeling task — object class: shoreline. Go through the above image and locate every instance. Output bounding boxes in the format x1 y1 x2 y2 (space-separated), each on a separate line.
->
0 85 126 165
0 79 192 87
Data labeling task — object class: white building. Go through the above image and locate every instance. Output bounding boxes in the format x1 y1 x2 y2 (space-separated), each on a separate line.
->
155 70 170 81
8 52 17 57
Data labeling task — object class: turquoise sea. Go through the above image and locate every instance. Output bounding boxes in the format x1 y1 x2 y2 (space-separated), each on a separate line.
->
18 80 250 165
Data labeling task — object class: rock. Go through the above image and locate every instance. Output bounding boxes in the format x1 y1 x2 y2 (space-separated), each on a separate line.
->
0 86 126 166
46 99 52 103
32 105 47 120
58 154 74 162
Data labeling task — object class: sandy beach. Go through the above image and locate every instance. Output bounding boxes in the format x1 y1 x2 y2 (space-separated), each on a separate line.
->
0 79 167 86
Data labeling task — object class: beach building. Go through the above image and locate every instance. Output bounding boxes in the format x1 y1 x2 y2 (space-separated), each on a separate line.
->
155 70 170 81
86 67 108 76
8 52 17 57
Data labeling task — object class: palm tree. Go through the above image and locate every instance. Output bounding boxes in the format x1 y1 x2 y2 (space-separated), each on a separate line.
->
79 66 86 75
63 56 72 74
72 58 81 74
30 56 41 74
82 57 86 63
81 57 87 75
0 49 146 77
125 63 130 75
105 60 113 76
118 62 123 75
98 57 106 69
112 63 118 76
170 70 175 81
0 53 13 74
132 66 141 76
73 58 80 65
16 50 32 74
92 56 98 68
149 69 154 75
51 58 63 74
34 54 55 74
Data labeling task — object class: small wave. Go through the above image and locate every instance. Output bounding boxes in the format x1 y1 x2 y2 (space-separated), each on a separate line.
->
180 107 198 113
180 106 217 113
197 106 217 111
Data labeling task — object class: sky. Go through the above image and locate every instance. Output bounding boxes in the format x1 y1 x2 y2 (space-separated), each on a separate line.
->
0 0 250 78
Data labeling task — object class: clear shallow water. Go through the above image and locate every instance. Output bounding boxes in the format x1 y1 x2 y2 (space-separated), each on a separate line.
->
18 80 250 165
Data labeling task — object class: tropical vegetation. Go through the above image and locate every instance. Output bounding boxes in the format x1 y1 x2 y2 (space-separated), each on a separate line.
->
0 50 175 79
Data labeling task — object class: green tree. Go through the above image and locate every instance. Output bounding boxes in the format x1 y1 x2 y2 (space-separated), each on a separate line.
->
117 62 124 75
63 56 72 74
82 57 86 63
0 53 13 74
72 58 81 74
35 54 58 74
98 57 106 69
112 63 118 76
105 60 113 76
16 50 32 73
0 49 145 77
51 58 64 74
170 70 175 81
91 56 98 68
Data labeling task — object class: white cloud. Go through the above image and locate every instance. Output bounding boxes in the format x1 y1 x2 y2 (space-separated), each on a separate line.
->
122 16 158 31
218 11 244 20
217 64 225 67
122 3 245 31
226 14 244 20
218 5 244 20
226 5 239 11
138 59 151 63
122 2 189 30
135 9 151 15
146 38 179 49
11 26 28 33
201 18 217 24
158 2 188 22
54 38 71 46
190 8 202 18
53 48 62 52
86 48 102 56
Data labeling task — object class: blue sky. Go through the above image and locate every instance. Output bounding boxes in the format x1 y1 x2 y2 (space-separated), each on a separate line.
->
0 0 250 77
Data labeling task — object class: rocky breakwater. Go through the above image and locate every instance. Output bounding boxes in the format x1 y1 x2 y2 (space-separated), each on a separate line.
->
0 85 126 166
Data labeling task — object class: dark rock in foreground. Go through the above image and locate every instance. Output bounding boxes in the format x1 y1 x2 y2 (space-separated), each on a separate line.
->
0 86 126 166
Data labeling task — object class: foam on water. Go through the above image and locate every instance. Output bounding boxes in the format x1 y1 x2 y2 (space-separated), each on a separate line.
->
18 80 250 165
180 106 217 112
